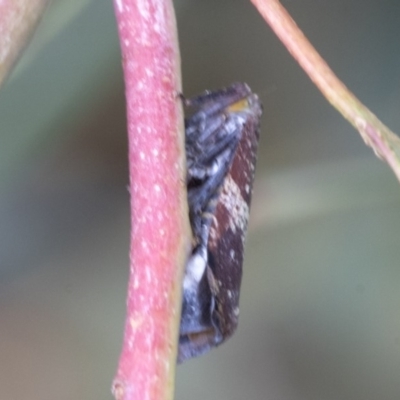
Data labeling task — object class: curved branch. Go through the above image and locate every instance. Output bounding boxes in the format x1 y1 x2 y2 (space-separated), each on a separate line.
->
0 0 50 87
251 0 400 183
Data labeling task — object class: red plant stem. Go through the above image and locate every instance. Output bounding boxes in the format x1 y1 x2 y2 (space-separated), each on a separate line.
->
112 1 190 400
251 0 400 182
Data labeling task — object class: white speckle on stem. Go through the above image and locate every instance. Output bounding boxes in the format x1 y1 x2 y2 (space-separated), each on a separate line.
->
145 67 154 77
115 0 124 13
137 0 150 20
146 268 152 283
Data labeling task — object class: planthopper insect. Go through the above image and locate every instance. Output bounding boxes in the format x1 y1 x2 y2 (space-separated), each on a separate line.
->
179 82 262 362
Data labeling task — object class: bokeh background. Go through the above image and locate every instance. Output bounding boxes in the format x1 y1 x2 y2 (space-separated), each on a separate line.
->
1 0 400 399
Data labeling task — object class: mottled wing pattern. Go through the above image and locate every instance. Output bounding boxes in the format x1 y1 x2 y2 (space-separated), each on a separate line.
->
179 83 262 362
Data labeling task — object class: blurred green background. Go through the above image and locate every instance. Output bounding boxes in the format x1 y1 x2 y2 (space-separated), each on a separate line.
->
1 0 400 399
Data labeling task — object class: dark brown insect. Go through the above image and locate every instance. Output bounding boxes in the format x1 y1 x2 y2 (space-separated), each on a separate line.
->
179 83 262 362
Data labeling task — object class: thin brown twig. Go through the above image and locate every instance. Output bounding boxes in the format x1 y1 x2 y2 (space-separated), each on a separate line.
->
251 0 400 183
0 0 50 88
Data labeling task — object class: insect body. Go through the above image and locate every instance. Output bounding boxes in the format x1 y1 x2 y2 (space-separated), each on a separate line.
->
179 83 262 362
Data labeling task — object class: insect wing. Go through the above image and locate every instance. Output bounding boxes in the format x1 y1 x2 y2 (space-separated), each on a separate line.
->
179 83 262 362
207 93 261 340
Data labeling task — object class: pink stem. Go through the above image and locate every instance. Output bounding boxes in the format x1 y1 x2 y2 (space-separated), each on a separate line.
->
112 1 190 399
